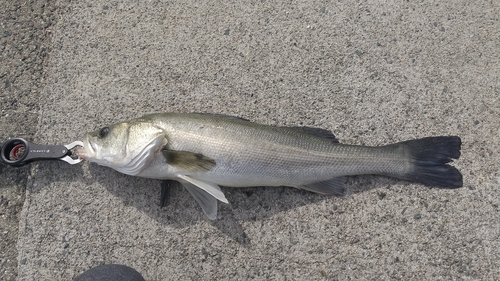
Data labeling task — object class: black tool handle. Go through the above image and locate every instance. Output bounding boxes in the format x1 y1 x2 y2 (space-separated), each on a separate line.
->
1 138 69 166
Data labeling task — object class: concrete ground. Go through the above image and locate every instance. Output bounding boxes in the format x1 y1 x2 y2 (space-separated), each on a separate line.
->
1 0 499 280
1 0 56 280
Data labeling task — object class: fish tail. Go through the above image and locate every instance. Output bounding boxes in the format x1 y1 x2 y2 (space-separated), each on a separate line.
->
397 136 463 188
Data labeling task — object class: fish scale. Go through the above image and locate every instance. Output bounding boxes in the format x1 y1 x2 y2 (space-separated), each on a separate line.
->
151 114 406 184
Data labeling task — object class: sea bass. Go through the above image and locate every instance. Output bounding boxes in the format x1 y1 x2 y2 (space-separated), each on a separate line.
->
77 113 462 219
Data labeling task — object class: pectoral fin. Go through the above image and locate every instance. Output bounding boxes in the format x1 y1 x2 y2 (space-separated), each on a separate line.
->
180 180 218 220
177 174 229 204
162 150 216 172
299 177 347 197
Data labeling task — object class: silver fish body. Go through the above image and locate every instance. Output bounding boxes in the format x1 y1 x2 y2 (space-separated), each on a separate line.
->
78 113 462 219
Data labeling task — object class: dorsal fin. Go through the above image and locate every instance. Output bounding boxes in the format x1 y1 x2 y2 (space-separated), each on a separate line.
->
283 126 339 143
191 113 250 122
191 113 339 143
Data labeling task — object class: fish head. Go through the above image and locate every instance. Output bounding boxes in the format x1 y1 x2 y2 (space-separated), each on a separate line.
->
78 119 166 175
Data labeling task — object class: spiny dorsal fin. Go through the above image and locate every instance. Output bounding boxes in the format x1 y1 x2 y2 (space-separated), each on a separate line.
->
162 150 216 171
191 113 250 122
191 113 338 143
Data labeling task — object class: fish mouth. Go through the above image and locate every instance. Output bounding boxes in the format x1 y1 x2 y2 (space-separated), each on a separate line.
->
76 135 97 160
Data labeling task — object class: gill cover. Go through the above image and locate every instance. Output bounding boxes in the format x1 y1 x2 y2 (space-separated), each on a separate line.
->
85 120 166 176
114 121 166 175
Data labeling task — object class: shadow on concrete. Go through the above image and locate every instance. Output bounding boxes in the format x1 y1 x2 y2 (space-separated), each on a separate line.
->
27 161 402 245
85 163 347 244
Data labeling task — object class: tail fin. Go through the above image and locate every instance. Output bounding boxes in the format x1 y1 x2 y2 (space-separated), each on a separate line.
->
398 136 463 188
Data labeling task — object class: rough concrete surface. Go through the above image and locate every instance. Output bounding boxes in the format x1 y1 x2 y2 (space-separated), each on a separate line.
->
1 0 499 280
1 0 56 280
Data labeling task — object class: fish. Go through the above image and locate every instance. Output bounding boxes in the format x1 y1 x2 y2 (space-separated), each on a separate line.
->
77 113 462 219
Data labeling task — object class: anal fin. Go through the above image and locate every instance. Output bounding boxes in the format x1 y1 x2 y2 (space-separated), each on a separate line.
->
299 177 347 197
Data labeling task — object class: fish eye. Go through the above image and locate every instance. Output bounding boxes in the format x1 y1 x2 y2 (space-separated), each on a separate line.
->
98 127 110 138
